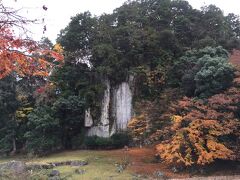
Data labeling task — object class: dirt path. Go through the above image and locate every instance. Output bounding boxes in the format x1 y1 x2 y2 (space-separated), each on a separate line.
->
105 147 240 179
105 147 189 179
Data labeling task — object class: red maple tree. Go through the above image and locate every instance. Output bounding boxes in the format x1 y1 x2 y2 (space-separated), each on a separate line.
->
0 2 63 79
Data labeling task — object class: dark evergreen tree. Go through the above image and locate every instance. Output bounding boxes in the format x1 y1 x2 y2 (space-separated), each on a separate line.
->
0 75 19 154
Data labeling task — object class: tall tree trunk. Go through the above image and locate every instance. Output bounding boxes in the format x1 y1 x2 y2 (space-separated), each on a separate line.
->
12 137 16 154
11 115 17 155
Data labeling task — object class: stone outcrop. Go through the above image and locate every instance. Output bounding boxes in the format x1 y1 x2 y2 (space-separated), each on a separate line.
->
85 76 134 137
87 79 111 137
112 81 132 131
0 161 26 174
84 108 93 127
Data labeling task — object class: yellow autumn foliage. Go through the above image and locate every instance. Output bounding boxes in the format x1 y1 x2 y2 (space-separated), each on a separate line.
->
155 94 240 167
128 114 148 142
53 43 64 54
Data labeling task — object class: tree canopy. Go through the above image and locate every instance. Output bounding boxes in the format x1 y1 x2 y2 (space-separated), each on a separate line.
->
0 1 63 79
0 0 240 170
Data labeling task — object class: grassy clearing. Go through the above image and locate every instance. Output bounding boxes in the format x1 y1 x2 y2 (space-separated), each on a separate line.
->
36 150 133 179
0 150 134 180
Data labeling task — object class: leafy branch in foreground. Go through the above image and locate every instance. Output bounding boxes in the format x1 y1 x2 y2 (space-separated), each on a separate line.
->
0 1 64 79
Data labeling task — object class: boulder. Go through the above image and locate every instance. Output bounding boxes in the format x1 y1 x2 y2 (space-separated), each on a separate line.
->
48 176 61 180
70 160 88 166
153 170 165 178
49 169 60 177
0 161 26 174
50 161 69 166
172 166 179 173
26 163 54 170
49 160 88 167
75 169 86 175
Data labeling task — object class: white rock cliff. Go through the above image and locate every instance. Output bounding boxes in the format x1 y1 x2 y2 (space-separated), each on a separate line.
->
86 77 133 137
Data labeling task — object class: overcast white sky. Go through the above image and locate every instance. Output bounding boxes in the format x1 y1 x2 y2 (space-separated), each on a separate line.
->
2 0 240 43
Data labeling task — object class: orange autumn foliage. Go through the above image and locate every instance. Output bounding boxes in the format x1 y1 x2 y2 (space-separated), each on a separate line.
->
128 114 148 143
156 79 240 167
0 27 64 78
128 89 183 144
0 2 64 79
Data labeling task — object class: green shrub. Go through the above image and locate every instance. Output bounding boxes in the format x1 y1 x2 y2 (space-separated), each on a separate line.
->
71 130 86 149
111 133 130 148
194 56 235 97
84 136 112 149
176 46 235 97
95 137 113 148
84 133 130 149
84 136 98 149
25 106 62 155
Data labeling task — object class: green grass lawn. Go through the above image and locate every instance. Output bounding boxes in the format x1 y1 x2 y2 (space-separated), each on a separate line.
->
0 150 135 180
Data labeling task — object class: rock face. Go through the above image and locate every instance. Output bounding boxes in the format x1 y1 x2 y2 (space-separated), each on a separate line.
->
86 76 134 137
84 108 93 127
112 82 132 131
87 79 111 137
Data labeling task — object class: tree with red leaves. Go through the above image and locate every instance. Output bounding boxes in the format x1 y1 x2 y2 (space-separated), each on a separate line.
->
0 1 63 79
